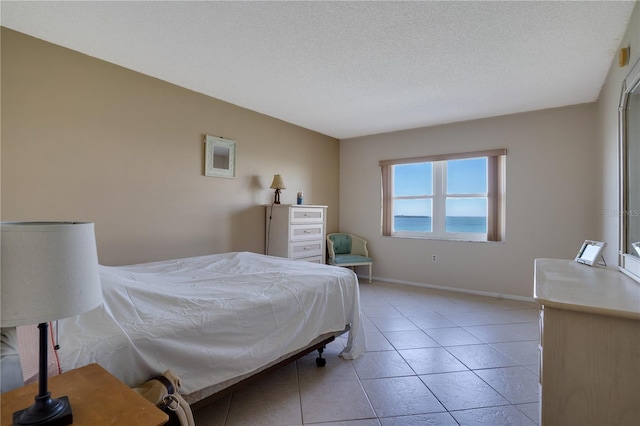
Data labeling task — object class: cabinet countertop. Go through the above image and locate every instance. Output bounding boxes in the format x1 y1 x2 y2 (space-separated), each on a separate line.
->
534 258 640 320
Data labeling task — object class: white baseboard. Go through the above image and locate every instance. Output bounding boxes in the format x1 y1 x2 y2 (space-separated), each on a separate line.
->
356 274 535 303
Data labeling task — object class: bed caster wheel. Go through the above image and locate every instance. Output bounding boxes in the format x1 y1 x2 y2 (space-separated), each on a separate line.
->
316 346 327 367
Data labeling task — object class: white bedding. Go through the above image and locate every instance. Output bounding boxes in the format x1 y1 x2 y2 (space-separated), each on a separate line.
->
57 252 365 397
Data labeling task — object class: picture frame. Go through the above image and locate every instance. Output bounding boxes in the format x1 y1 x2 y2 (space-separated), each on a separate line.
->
575 240 607 266
204 135 236 178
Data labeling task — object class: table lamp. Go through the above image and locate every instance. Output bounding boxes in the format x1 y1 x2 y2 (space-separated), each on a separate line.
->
1 222 103 426
269 174 286 204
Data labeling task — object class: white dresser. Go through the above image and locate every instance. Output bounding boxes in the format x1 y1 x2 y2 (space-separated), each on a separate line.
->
534 258 640 426
265 205 327 263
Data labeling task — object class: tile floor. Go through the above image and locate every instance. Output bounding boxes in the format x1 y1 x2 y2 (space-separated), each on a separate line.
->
193 280 540 425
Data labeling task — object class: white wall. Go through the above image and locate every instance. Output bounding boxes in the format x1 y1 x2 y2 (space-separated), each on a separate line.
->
340 104 599 299
597 1 640 265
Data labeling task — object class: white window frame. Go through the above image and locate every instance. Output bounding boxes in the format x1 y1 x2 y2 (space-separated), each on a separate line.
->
380 149 506 242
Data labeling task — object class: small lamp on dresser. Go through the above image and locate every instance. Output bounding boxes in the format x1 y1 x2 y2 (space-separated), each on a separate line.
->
1 222 103 426
269 174 286 204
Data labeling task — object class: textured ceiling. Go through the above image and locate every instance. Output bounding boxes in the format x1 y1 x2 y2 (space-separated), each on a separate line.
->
1 1 636 139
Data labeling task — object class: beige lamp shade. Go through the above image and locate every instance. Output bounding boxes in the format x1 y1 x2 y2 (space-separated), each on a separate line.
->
270 174 286 190
0 222 103 327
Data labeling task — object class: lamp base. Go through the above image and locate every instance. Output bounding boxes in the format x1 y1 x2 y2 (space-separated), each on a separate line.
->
13 395 73 426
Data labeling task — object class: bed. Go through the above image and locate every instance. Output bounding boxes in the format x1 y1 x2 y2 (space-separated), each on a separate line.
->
47 251 365 405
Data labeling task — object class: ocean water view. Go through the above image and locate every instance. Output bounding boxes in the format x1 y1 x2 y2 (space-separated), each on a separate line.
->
395 215 487 233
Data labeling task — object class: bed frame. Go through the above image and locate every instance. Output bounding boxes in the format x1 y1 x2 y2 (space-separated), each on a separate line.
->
189 327 348 410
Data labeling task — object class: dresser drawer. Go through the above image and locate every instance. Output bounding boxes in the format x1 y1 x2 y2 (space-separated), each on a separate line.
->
290 224 324 241
290 207 324 224
298 255 324 263
538 344 543 385
290 240 323 259
539 309 544 348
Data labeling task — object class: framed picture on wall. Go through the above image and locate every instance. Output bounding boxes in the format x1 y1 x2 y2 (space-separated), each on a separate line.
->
204 135 236 178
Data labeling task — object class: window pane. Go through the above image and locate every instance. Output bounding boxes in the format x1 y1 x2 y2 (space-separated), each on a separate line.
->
446 198 487 233
447 157 487 194
394 199 432 232
394 163 432 196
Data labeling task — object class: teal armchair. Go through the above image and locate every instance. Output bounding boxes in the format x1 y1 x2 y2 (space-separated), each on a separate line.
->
327 233 373 283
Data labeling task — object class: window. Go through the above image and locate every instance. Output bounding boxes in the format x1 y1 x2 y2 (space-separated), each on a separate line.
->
380 149 506 241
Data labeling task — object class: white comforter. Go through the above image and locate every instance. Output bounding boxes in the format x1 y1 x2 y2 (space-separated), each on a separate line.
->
58 252 365 395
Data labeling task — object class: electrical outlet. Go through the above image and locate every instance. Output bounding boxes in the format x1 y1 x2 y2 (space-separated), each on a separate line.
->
432 255 437 262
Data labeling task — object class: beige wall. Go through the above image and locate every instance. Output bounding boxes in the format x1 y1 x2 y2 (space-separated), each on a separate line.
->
596 1 640 265
1 28 340 265
3 0 637 297
340 104 599 298
339 1 640 299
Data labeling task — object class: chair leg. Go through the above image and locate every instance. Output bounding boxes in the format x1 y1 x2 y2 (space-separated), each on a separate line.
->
368 264 372 283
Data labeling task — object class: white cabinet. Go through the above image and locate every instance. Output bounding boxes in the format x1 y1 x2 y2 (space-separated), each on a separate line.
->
265 205 327 263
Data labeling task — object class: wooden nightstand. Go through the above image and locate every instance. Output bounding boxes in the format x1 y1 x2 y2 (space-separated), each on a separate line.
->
1 363 168 426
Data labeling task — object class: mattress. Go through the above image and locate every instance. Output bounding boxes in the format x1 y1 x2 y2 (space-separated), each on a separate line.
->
56 251 365 398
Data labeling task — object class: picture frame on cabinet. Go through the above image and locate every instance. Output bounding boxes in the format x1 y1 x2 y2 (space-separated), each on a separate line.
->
575 240 607 266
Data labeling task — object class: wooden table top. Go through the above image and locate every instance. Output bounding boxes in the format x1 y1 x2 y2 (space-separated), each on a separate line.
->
1 363 168 426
